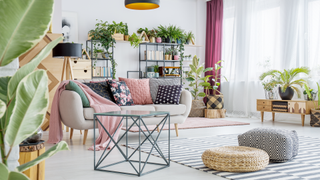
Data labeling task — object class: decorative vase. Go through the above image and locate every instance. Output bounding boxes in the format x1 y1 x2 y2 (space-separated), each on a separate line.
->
150 37 155 43
279 86 294 100
156 37 162 43
206 95 224 109
188 100 206 117
174 55 179 60
264 88 278 99
165 55 170 60
310 109 320 127
155 72 159 77
304 92 317 101
124 35 130 41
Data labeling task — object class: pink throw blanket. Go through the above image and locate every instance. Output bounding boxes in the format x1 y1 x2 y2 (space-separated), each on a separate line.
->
47 80 122 151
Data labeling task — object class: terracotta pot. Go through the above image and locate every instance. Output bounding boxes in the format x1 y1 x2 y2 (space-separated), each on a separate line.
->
124 35 130 41
174 55 179 60
150 37 155 43
156 37 162 43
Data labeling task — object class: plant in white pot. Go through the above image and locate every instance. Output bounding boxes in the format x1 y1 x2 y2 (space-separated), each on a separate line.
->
304 84 320 127
259 67 310 100
0 0 69 178
185 55 213 117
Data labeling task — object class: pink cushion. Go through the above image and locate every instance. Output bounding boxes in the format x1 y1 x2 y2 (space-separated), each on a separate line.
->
119 77 153 105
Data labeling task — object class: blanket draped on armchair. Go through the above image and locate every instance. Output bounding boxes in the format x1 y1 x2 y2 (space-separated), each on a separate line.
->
47 80 122 151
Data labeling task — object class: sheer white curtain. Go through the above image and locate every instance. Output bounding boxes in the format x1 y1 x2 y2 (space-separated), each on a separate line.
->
221 0 320 118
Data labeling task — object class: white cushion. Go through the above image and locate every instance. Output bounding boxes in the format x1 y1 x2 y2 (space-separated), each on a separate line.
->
153 104 186 116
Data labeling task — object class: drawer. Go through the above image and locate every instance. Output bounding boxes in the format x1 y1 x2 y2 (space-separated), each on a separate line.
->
257 100 272 106
71 60 91 70
73 69 91 80
257 105 271 111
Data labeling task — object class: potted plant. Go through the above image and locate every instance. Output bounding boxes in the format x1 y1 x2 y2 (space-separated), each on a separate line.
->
172 48 179 60
165 49 171 60
185 31 195 45
262 79 278 99
259 67 310 100
304 87 316 101
167 25 183 43
149 29 157 43
0 0 69 176
124 23 129 41
157 25 170 43
304 84 320 127
154 65 159 77
185 55 213 117
107 21 126 40
128 33 141 48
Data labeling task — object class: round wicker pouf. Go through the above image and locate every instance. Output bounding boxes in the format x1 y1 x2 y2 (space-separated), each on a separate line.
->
201 146 269 172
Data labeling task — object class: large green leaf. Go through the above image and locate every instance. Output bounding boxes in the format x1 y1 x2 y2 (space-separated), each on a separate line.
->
198 92 206 97
0 77 11 103
0 163 29 180
7 37 62 100
5 70 49 147
203 67 213 73
0 100 5 119
0 0 54 66
17 141 69 172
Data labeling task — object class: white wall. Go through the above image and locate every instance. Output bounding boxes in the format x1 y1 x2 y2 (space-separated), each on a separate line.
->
61 0 207 79
52 0 62 33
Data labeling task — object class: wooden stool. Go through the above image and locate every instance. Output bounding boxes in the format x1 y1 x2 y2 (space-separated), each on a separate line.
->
19 142 45 180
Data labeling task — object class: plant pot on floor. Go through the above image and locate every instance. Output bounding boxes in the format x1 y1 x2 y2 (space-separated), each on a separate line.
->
279 86 294 100
188 100 206 117
310 109 320 127
206 95 224 109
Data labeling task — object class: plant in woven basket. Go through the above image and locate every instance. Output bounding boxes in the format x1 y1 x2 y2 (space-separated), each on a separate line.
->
0 0 69 179
259 67 310 100
304 84 320 127
185 56 213 100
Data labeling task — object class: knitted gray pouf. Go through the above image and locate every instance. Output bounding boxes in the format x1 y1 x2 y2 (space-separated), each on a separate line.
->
238 128 299 162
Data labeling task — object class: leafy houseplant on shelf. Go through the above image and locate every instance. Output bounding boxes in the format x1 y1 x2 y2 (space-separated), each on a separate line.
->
164 49 171 60
167 25 183 44
185 31 195 45
261 79 278 99
304 84 320 127
89 20 117 79
128 33 141 48
124 23 129 41
149 29 157 43
185 55 213 117
0 0 69 178
303 87 316 101
172 48 179 60
107 21 126 41
157 25 169 43
259 67 310 100
154 65 159 78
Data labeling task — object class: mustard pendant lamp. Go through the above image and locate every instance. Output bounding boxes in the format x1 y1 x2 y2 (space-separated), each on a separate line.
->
125 0 160 10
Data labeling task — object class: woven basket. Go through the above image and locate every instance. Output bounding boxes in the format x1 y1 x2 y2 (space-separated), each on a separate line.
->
310 109 320 127
202 146 269 172
188 100 206 117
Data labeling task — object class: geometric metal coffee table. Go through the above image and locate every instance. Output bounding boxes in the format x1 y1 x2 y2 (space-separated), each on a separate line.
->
93 110 170 176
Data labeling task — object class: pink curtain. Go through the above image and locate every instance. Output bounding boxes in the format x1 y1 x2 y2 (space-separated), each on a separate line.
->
205 0 223 95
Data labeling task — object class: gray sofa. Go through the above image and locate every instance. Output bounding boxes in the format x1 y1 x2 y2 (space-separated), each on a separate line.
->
58 80 192 144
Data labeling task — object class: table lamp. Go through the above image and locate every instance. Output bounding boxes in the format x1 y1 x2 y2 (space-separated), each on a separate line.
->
53 43 82 81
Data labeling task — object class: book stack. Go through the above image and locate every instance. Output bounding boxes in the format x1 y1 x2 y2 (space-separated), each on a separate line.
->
144 50 163 60
272 101 288 112
92 66 112 77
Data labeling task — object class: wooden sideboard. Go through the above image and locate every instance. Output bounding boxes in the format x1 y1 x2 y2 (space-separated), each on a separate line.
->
257 99 316 126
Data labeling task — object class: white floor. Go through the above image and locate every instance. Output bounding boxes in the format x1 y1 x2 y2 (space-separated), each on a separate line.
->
43 115 320 180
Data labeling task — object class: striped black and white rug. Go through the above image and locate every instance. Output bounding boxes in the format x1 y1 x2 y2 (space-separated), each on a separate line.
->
124 134 320 180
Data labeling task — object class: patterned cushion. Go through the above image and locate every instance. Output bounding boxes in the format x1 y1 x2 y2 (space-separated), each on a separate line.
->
107 80 134 106
207 95 224 109
119 77 153 105
238 128 299 162
83 82 114 102
154 85 182 105
149 78 180 103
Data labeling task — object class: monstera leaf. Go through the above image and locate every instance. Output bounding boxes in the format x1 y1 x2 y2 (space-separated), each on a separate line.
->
0 0 54 66
5 70 49 148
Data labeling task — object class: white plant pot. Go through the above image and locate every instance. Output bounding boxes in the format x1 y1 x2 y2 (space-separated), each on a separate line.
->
0 144 20 171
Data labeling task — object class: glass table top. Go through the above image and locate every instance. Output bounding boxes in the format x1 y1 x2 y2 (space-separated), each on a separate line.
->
94 110 169 117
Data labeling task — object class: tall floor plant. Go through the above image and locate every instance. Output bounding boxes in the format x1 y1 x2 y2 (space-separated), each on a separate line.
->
0 0 68 179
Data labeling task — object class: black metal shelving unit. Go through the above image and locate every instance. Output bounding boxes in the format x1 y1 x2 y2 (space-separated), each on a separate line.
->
86 40 114 79
138 42 182 83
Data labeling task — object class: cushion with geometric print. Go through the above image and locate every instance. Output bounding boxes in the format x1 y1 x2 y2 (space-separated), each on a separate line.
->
207 95 224 109
154 85 182 105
